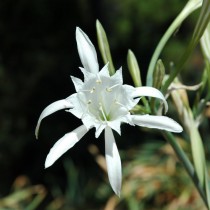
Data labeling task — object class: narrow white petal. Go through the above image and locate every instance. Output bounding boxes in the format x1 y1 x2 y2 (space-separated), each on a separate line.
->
70 76 84 92
107 120 121 136
45 125 88 168
76 27 99 74
132 87 168 113
132 115 183 133
105 127 122 196
111 67 123 84
98 63 110 77
35 99 73 139
80 67 95 82
95 124 106 138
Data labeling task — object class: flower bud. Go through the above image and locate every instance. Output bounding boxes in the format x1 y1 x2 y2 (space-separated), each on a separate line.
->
127 49 142 87
152 59 165 89
96 20 115 75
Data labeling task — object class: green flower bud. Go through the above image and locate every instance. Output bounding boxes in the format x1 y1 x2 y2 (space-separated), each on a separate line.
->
96 20 115 75
152 59 165 89
127 49 142 87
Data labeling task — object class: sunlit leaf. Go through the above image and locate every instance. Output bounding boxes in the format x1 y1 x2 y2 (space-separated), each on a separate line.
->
204 169 210 209
146 0 202 86
162 0 210 93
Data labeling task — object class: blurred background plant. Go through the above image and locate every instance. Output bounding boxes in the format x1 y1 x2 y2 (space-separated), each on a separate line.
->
0 0 209 209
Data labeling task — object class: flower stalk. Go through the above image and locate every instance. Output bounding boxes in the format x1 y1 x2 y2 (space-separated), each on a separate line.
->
162 131 209 208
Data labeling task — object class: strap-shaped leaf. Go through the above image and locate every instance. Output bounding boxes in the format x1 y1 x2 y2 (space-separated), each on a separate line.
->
162 0 210 93
146 0 202 86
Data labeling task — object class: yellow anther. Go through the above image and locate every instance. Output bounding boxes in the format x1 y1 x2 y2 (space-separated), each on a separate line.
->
106 88 112 92
106 84 119 92
90 87 96 93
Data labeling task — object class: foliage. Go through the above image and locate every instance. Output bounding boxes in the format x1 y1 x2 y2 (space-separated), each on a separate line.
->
0 142 208 210
0 0 210 209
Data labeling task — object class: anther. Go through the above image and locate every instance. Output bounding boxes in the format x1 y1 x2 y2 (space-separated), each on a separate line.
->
106 87 112 92
90 87 96 93
106 84 120 92
115 100 129 111
79 87 96 93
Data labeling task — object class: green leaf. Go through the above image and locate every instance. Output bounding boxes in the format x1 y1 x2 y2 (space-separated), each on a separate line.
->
146 0 202 86
189 115 205 186
200 20 210 62
201 21 210 88
204 169 210 209
162 0 210 94
96 20 115 75
163 131 209 208
187 108 210 209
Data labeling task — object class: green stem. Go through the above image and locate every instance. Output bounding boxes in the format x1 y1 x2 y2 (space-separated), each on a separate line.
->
162 0 210 94
142 97 150 113
146 0 201 86
162 131 209 208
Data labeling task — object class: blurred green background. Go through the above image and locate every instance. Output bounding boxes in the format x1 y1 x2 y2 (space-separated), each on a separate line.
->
0 0 207 209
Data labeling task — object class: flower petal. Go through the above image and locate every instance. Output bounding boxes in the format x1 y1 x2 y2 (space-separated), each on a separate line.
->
95 124 106 138
76 27 99 74
111 67 123 85
35 99 73 139
71 76 84 92
132 87 168 113
105 127 122 196
45 125 88 168
121 84 139 109
80 67 96 82
107 120 122 135
132 114 183 133
98 63 110 77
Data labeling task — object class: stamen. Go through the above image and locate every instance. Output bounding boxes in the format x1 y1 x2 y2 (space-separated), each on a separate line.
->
87 100 91 104
99 103 107 122
96 74 101 82
96 79 102 84
106 84 120 92
80 87 96 93
90 87 96 93
79 89 91 92
115 99 129 112
106 88 112 92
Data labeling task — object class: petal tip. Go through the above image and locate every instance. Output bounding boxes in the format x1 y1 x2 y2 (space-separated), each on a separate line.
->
174 123 183 133
35 127 39 139
45 159 53 169
76 27 82 37
114 188 121 197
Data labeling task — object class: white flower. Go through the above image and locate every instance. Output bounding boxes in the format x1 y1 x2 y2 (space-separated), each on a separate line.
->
35 27 183 196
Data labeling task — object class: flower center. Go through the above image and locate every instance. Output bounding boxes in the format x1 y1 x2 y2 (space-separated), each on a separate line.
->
79 77 125 122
